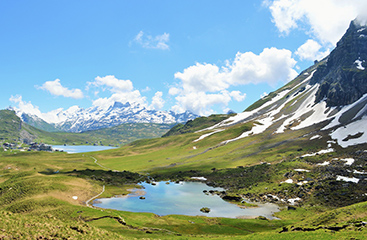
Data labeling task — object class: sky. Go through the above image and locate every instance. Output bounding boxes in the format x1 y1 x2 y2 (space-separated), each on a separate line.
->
1 0 367 121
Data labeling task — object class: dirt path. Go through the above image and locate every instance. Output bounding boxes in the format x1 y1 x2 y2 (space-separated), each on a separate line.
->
85 185 105 208
91 156 110 170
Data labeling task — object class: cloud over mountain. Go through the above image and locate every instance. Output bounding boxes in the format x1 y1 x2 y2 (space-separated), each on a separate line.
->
169 47 297 115
38 79 84 99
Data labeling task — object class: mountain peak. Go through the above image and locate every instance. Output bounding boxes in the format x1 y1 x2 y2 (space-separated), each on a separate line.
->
110 101 131 109
19 101 199 132
311 20 367 107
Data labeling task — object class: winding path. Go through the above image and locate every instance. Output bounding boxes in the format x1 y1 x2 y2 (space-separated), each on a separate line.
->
91 156 110 170
85 185 105 208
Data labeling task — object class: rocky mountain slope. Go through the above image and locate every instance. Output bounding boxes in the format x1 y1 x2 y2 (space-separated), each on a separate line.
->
12 101 198 133
193 20 367 150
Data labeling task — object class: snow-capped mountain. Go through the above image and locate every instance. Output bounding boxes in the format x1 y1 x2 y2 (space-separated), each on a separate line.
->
194 20 367 149
13 102 198 133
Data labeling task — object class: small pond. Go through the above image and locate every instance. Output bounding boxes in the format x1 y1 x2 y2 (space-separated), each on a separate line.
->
52 145 116 153
93 181 280 219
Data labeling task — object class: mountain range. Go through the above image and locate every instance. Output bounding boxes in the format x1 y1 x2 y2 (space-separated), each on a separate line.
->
11 101 198 133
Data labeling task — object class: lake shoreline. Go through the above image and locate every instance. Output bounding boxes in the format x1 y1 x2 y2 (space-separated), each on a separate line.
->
93 181 280 219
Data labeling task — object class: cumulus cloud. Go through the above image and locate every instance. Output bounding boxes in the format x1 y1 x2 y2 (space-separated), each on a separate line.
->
228 48 297 86
295 39 330 61
171 91 233 116
133 31 170 50
170 47 297 115
88 75 147 109
38 79 84 99
9 95 63 123
150 91 165 110
89 75 133 93
230 91 247 102
266 0 367 46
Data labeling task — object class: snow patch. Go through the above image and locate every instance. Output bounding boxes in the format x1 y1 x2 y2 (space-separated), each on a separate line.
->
288 197 301 205
355 59 365 70
209 89 291 131
330 116 367 148
336 175 359 183
193 129 224 142
72 196 78 200
341 158 355 166
276 83 331 133
281 179 293 184
191 177 207 181
294 169 310 172
323 94 367 130
297 181 308 186
317 161 330 166
310 135 322 140
302 148 334 157
222 117 273 144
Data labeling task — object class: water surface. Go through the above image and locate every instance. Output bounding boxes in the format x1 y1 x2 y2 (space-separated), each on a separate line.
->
52 145 116 153
93 181 279 219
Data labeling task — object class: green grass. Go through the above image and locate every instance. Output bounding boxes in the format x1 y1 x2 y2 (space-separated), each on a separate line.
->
1 99 367 239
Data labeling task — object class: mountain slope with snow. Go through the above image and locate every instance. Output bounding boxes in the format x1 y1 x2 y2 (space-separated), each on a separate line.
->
12 102 198 133
193 20 367 149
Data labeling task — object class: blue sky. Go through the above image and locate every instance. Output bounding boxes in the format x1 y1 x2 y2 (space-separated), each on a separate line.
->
1 0 366 120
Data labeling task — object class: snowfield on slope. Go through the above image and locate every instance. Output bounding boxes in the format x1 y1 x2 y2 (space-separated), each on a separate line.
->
330 116 367 148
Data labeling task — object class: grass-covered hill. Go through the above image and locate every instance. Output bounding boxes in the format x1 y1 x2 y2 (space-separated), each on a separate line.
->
162 114 232 137
0 109 172 146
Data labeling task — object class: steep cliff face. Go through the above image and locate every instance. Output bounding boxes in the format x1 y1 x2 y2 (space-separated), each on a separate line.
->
312 20 367 107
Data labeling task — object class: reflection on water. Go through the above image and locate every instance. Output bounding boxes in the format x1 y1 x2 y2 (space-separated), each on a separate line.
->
93 181 280 219
52 145 116 153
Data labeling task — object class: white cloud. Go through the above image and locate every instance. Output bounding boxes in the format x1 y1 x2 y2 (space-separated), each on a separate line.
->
266 0 367 46
90 75 133 93
170 47 297 115
227 48 297 86
150 91 165 110
88 75 147 109
133 31 170 50
295 39 330 61
9 95 63 123
230 91 246 102
38 79 84 99
92 91 146 110
171 91 232 116
174 63 228 93
141 86 151 92
10 95 42 116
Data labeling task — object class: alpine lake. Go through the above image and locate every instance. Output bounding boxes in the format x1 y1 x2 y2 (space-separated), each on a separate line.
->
93 181 280 219
54 145 280 219
52 145 116 153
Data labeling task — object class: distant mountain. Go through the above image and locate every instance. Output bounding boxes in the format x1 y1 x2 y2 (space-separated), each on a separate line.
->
19 112 59 132
0 110 173 146
12 102 199 133
187 20 367 149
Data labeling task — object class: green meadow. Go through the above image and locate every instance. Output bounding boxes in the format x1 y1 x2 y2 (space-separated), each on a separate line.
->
1 115 367 239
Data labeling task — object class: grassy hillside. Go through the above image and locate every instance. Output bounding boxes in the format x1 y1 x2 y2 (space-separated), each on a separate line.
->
162 114 231 137
1 115 366 238
0 109 22 140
